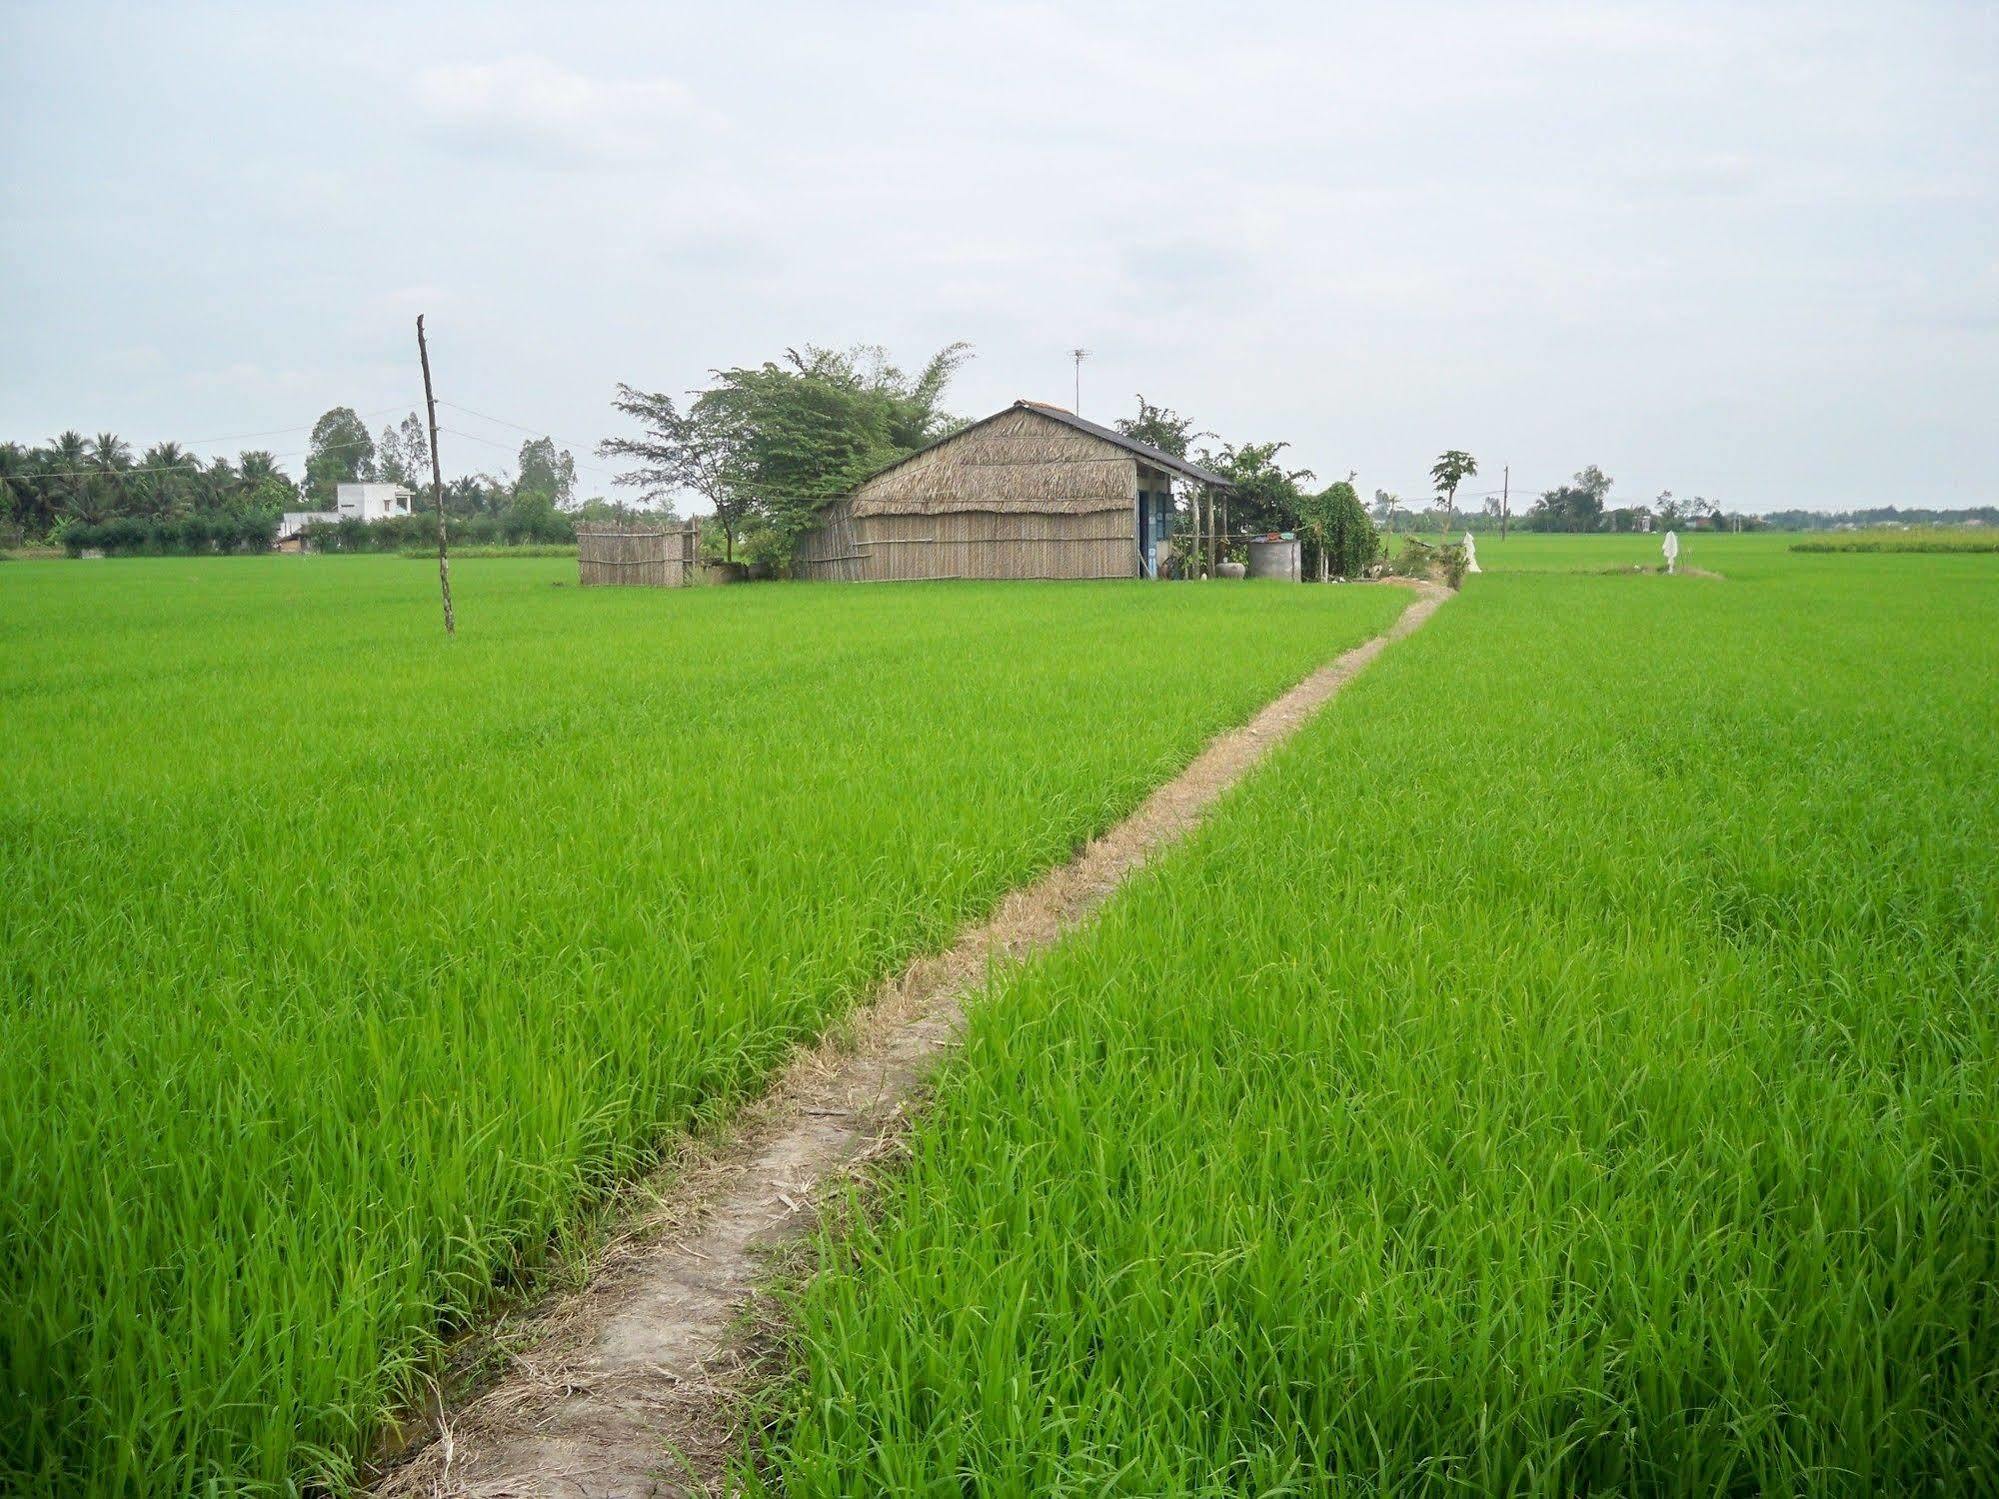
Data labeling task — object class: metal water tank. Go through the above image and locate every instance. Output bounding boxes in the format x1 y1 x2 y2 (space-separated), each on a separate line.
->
1245 535 1302 581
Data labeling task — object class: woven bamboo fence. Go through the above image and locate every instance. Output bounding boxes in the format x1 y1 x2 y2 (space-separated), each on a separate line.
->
577 523 700 587
793 499 1138 582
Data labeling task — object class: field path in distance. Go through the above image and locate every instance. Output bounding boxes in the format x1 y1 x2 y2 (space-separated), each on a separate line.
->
378 580 1450 1499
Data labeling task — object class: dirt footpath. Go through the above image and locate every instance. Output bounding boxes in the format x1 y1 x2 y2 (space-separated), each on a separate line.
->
377 580 1450 1499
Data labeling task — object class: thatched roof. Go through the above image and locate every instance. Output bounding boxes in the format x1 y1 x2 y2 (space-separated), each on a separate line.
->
850 401 1230 519
1011 402 1232 488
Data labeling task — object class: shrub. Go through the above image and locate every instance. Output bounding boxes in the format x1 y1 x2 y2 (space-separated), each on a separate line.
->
1390 538 1469 589
1320 483 1381 579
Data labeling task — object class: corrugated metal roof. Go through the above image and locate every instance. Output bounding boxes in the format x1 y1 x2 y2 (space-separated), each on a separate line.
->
855 399 1234 493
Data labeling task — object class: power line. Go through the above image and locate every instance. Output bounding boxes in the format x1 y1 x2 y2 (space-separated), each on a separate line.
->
437 400 621 479
183 405 408 448
435 425 619 481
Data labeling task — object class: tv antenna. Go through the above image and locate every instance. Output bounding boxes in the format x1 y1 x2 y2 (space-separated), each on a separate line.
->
1068 348 1091 415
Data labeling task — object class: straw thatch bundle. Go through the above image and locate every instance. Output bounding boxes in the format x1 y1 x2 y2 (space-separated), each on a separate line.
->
852 406 1137 518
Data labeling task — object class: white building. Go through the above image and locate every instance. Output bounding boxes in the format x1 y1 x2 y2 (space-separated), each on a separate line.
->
336 482 414 522
278 483 416 542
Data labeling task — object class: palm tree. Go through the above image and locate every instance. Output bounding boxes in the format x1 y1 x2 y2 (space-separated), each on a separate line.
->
238 449 283 484
201 455 239 513
87 432 131 472
136 441 199 520
0 441 39 538
1430 450 1478 540
44 431 104 524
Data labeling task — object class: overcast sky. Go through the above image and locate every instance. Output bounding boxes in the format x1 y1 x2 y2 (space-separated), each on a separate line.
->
3 1 1993 512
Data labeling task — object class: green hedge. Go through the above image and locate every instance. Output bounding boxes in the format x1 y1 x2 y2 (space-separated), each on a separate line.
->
63 513 279 557
300 510 574 553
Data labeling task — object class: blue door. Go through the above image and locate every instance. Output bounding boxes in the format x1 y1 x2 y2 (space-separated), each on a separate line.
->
1139 491 1167 577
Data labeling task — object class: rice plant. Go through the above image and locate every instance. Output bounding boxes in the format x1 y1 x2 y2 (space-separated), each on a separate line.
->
749 548 1999 1495
1791 527 1999 554
0 556 1405 1496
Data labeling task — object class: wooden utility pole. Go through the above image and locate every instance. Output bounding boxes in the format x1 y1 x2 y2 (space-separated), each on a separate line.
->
1501 464 1511 541
416 315 455 636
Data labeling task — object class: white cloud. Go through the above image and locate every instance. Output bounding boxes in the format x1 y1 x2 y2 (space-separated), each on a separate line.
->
411 55 713 165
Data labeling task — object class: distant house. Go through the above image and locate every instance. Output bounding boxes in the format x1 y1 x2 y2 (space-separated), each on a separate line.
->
279 482 415 543
792 400 1231 582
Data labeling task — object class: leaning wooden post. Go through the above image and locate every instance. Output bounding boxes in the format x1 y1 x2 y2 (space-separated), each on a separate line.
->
416 315 455 636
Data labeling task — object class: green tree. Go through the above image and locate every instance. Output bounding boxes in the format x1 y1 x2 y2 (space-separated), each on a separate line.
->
39 432 101 524
602 341 970 564
1115 396 1207 459
515 436 577 507
232 450 298 516
705 343 971 551
599 385 745 558
133 442 200 521
1297 479 1381 579
1429 450 1478 538
0 441 41 538
84 432 133 523
304 407 375 507
1201 439 1314 538
440 473 508 518
375 414 429 490
1527 465 1613 532
88 432 131 475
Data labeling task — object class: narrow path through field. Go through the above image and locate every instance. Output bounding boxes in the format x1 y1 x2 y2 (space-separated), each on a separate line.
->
378 581 1450 1499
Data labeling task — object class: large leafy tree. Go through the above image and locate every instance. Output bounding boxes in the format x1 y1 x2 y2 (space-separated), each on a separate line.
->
304 407 375 507
598 385 744 557
704 343 970 542
515 437 576 507
601 341 971 563
375 414 430 490
1429 450 1478 538
1296 479 1381 580
1201 438 1314 538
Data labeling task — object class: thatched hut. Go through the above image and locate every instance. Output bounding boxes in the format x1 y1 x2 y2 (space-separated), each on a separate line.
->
791 400 1231 581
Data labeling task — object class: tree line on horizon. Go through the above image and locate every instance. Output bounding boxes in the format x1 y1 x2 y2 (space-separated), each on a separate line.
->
12 377 1991 557
0 410 603 554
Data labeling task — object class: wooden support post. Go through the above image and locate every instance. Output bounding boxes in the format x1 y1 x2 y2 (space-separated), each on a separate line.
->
416 315 454 636
1205 484 1218 577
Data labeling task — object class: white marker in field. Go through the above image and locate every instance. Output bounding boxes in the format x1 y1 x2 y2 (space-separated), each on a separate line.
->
1462 531 1482 574
1663 530 1680 574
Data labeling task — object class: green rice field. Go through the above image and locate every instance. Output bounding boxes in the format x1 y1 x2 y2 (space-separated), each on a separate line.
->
0 557 1405 1495
1791 527 1999 554
750 543 1999 1494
